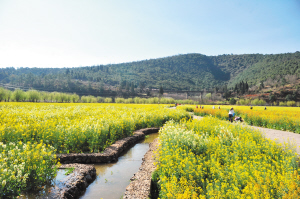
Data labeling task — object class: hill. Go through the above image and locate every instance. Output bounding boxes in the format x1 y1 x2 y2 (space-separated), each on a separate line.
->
0 52 299 96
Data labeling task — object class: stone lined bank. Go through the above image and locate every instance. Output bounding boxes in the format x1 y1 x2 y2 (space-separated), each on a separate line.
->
57 128 160 164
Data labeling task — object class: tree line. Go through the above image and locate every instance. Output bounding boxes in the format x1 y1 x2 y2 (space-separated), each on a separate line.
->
0 52 299 96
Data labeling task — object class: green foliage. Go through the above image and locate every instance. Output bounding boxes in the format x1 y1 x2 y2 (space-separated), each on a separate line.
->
287 101 296 107
251 99 266 106
269 94 276 102
12 89 26 102
279 101 287 106
285 94 295 101
228 52 300 87
229 98 236 105
0 87 7 101
237 99 250 105
0 141 58 197
0 52 299 94
205 93 212 99
64 167 75 175
104 97 113 103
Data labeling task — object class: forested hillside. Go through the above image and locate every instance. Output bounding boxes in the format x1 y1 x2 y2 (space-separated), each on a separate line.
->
0 52 299 96
228 52 300 87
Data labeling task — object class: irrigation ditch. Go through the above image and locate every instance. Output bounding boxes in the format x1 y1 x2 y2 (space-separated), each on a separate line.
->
20 127 160 199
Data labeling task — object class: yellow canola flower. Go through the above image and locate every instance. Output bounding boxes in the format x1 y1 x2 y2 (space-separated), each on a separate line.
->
155 117 300 198
0 102 190 153
192 105 300 133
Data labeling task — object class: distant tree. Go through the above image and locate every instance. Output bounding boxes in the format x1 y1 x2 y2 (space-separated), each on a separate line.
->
205 93 212 100
0 87 6 101
26 90 40 102
259 80 264 90
12 89 25 102
99 83 105 94
269 94 276 103
139 81 146 93
286 94 294 101
159 86 164 96
130 83 135 94
71 93 80 103
229 98 237 105
281 78 287 86
245 82 249 93
292 91 298 101
5 90 12 102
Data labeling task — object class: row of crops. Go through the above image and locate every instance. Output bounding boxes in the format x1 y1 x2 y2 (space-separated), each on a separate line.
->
0 103 190 197
191 105 300 133
153 117 300 198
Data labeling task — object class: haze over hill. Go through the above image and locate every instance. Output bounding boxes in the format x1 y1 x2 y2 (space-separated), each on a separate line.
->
0 52 299 96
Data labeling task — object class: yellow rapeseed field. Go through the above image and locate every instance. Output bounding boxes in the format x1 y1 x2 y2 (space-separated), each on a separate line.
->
155 117 300 198
0 102 190 197
190 105 300 133
0 102 190 153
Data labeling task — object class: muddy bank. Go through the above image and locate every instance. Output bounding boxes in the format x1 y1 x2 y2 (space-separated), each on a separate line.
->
47 163 96 199
123 138 159 199
58 128 160 164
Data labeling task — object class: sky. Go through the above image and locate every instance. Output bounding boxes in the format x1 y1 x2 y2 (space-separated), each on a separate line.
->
0 0 300 68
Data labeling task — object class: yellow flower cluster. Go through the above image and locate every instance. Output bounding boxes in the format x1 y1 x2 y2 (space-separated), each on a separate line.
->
155 117 300 198
193 105 300 133
0 141 58 197
0 102 190 153
0 102 189 196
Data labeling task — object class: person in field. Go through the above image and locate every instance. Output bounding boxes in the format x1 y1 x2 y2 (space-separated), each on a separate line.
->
228 107 234 123
234 116 243 122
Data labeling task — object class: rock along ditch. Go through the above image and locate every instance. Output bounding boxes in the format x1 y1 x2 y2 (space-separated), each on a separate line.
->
54 127 160 199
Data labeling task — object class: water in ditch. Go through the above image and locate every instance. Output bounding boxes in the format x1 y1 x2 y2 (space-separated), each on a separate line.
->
18 133 158 199
80 132 158 199
18 169 69 199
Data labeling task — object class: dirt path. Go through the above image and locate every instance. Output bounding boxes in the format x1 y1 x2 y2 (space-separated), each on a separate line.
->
193 115 300 155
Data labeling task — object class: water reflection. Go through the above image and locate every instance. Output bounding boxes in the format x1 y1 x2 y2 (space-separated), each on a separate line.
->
80 133 158 199
18 169 68 199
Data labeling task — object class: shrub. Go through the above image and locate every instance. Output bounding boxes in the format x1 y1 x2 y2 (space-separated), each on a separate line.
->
251 99 260 105
115 97 125 103
258 99 266 106
11 89 26 102
287 101 296 107
229 98 236 105
279 101 287 106
104 97 113 103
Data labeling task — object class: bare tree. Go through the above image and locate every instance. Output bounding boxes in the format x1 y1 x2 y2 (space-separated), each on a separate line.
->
285 74 297 85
